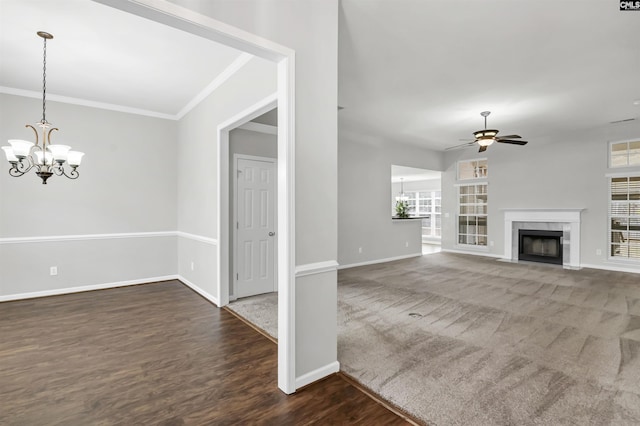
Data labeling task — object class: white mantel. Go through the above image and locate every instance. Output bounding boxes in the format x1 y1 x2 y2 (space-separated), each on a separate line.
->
503 209 585 269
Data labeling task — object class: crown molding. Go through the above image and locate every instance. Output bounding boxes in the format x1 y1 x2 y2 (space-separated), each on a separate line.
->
0 86 177 120
176 52 253 120
0 52 254 122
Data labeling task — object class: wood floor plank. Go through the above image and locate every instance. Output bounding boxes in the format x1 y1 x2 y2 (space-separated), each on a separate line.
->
0 280 408 425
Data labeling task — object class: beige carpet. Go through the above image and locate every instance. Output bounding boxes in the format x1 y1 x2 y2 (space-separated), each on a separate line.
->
227 253 640 425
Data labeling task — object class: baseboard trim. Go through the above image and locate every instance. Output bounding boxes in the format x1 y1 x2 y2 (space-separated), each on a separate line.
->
295 260 339 277
178 275 220 307
581 262 640 274
441 248 504 259
295 361 340 389
0 275 180 302
338 253 421 270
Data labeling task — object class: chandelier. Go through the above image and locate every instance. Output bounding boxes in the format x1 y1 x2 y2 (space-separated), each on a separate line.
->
1 31 84 184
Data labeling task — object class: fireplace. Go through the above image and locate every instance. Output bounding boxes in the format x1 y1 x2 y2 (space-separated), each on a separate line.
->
518 229 563 265
503 209 583 269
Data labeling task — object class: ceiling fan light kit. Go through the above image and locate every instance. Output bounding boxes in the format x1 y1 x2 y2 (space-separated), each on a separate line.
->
446 111 529 152
1 31 85 184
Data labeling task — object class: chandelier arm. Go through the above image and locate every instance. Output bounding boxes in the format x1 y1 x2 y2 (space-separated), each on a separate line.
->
9 159 34 176
52 164 64 176
9 166 27 177
26 124 39 147
61 166 79 180
46 127 59 148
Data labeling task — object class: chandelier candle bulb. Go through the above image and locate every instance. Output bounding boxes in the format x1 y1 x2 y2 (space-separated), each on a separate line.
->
1 31 84 184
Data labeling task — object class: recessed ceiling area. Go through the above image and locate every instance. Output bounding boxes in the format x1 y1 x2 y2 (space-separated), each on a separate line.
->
338 0 640 151
0 0 248 118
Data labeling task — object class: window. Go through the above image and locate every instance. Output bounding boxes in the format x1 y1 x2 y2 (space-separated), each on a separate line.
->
394 190 442 239
610 140 640 168
458 184 487 246
420 191 441 240
458 159 488 180
609 176 640 260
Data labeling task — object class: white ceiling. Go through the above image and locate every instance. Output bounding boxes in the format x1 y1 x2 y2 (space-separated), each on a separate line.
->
391 165 441 183
339 0 640 151
0 0 246 118
1 0 638 145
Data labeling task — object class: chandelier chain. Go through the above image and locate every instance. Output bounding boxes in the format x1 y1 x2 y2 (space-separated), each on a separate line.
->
42 36 47 124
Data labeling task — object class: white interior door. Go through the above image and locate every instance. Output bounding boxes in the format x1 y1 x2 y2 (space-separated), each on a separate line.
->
235 156 277 298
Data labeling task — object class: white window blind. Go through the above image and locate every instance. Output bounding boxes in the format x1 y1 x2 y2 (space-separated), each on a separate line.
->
609 176 640 260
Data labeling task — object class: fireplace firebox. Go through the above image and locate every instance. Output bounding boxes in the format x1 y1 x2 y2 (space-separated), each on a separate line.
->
518 229 563 265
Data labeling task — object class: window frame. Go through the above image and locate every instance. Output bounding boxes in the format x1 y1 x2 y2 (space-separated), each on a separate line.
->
457 158 488 181
609 139 640 169
607 173 640 262
456 182 488 248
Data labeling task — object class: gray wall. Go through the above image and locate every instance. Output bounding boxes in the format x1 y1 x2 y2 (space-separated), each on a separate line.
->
168 0 340 380
338 135 444 267
228 127 277 298
441 119 640 272
176 56 277 298
0 93 177 297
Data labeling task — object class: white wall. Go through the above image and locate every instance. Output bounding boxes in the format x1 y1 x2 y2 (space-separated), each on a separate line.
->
176 56 277 300
0 93 178 298
338 135 444 267
167 0 340 381
441 120 640 273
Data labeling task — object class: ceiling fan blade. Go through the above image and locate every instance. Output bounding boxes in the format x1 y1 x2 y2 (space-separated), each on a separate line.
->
496 139 528 145
478 145 488 153
445 141 477 151
496 135 521 140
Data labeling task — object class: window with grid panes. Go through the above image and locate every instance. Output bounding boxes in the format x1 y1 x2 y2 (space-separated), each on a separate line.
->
419 191 441 239
609 176 640 260
458 184 488 246
458 159 487 180
610 141 640 168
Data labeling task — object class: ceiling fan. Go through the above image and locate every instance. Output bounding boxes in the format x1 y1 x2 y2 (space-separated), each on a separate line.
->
447 111 528 153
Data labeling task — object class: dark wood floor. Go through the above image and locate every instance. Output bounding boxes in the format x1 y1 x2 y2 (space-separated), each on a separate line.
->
0 280 409 425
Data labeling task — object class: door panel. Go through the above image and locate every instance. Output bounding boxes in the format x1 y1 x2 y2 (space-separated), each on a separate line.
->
235 157 276 298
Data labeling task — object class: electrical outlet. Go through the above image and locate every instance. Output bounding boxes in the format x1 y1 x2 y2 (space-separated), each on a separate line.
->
358 247 362 254
405 241 409 247
191 261 195 271
490 241 494 247
50 266 58 276
596 249 602 256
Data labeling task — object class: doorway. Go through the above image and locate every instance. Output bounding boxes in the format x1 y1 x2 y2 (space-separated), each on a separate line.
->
97 0 297 394
390 165 442 255
233 155 277 298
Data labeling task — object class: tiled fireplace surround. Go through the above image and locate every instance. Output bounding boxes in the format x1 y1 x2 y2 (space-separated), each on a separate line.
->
503 209 584 269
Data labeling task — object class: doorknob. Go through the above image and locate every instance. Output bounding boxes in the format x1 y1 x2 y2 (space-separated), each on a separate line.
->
269 232 275 236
